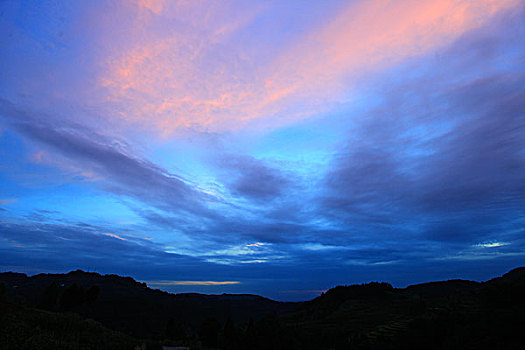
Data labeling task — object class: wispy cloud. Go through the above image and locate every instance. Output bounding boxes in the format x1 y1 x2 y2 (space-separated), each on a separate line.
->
475 242 509 248
148 280 241 286
102 232 127 241
0 199 17 205
0 99 220 220
246 242 265 247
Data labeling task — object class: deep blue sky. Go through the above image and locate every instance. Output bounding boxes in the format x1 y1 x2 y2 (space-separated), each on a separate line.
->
1 0 524 301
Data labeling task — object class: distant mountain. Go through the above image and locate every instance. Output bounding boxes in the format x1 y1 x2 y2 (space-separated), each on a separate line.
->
0 270 295 339
404 279 480 298
489 266 525 283
278 267 525 349
1 267 524 349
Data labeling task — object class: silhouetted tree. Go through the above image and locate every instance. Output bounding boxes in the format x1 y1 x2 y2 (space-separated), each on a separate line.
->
85 285 100 303
254 312 281 349
60 283 85 310
39 281 59 310
243 317 256 349
0 282 6 302
199 316 221 347
223 316 236 349
165 317 186 340
409 295 426 315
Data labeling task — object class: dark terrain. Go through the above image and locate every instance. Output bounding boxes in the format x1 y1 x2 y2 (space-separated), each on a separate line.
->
1 267 524 349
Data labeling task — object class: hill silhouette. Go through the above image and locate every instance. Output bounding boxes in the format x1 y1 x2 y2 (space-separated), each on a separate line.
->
0 270 295 340
1 267 524 349
0 301 139 349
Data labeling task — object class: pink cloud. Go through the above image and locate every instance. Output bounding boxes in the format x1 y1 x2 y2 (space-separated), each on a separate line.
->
95 0 519 134
102 232 127 241
264 0 520 118
30 150 103 182
32 151 47 163
246 242 265 247
133 0 166 15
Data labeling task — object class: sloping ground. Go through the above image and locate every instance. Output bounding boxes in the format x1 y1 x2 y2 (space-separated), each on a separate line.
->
0 301 141 350
1 267 524 349
277 267 525 349
0 270 297 339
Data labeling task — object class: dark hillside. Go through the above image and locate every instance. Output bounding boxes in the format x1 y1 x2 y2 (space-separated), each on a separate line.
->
0 301 140 349
0 270 296 339
276 268 525 349
404 279 479 298
1 268 524 349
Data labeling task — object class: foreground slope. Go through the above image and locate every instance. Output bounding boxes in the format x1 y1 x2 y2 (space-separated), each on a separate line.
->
1 267 524 349
0 301 140 350
278 267 525 349
0 270 296 339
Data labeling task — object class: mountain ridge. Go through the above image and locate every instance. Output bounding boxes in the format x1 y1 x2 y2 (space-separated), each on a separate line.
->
5 265 524 301
1 267 524 349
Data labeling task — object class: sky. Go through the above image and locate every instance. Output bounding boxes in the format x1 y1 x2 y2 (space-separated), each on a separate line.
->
0 0 524 301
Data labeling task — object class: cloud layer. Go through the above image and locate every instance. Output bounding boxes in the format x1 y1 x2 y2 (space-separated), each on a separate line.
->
1 0 524 300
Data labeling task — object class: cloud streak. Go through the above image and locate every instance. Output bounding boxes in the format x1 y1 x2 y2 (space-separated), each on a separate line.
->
0 99 220 220
320 11 525 249
149 280 241 286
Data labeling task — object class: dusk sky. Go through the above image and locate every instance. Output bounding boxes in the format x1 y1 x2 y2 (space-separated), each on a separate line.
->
1 0 524 301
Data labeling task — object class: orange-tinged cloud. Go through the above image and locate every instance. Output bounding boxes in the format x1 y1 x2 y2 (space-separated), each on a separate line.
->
98 0 519 134
0 198 18 205
134 0 166 15
102 232 127 241
33 151 47 163
265 0 519 111
148 280 241 286
30 150 103 182
246 242 265 247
